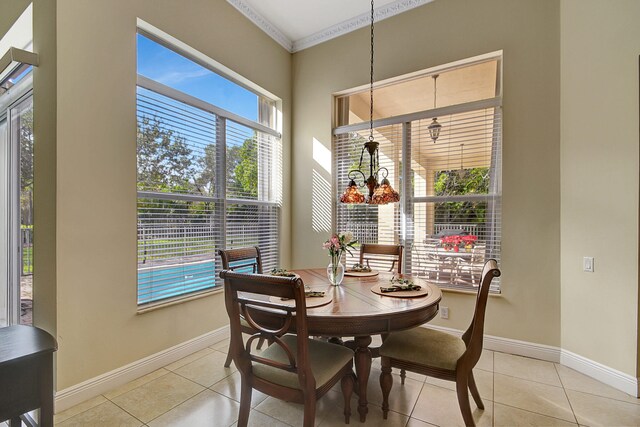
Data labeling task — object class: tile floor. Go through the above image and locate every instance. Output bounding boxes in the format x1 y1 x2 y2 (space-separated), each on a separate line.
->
43 337 640 426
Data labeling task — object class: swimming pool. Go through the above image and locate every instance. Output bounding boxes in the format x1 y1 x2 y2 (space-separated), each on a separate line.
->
138 260 216 304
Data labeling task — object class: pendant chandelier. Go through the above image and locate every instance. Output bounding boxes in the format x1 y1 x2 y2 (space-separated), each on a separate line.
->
340 0 399 205
428 74 442 143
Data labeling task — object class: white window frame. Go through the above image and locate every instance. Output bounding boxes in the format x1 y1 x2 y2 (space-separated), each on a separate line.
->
333 53 502 292
136 30 282 309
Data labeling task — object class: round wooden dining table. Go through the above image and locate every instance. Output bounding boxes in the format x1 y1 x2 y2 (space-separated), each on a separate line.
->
283 269 442 422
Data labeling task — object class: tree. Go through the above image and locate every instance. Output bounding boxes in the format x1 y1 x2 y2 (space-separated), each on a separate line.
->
195 144 241 196
17 108 35 227
434 167 489 224
137 116 194 191
136 115 200 225
19 109 34 191
234 137 258 198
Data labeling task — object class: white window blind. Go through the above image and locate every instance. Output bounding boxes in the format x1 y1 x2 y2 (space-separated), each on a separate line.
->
136 81 281 306
335 105 501 292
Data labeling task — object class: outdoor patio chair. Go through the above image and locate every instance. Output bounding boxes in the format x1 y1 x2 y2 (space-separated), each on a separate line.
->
218 246 264 368
379 259 500 427
455 244 486 286
221 270 355 427
419 239 452 283
359 243 404 273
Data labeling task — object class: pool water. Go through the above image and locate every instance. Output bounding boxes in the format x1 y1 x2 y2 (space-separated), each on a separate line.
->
138 260 216 304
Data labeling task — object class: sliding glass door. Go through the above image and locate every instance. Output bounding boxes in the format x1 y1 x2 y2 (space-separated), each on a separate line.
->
0 115 8 326
0 92 33 326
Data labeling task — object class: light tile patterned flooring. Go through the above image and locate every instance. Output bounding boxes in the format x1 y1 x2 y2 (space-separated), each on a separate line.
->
43 336 640 426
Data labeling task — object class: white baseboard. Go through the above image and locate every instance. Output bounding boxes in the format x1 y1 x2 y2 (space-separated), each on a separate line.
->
54 327 230 412
483 334 561 363
423 324 638 397
425 324 561 362
561 349 638 397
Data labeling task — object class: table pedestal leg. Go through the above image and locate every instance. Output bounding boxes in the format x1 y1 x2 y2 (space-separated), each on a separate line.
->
354 335 372 423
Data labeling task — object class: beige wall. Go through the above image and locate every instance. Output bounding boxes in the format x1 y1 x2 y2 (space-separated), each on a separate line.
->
291 0 562 346
51 0 291 389
32 0 58 336
0 0 31 42
560 0 640 376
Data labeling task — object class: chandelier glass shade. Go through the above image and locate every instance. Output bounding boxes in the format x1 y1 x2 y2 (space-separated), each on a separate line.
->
340 179 366 203
340 0 399 205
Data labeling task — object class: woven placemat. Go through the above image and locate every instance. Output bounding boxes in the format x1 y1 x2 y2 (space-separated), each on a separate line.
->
344 270 379 277
371 285 429 298
269 294 333 308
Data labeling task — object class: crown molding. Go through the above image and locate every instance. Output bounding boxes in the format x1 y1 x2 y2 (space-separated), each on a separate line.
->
293 0 433 52
227 0 293 52
227 0 433 53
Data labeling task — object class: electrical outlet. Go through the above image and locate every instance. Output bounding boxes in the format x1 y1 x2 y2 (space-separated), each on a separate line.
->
583 257 594 273
441 306 449 319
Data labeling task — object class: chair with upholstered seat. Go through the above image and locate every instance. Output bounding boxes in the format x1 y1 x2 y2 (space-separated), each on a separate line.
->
220 270 355 427
218 247 264 368
359 243 404 273
379 259 500 427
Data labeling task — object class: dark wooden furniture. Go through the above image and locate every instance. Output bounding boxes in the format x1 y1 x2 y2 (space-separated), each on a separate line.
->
359 243 404 273
219 246 264 368
379 259 500 427
248 269 441 422
219 246 263 274
221 270 355 427
0 325 57 427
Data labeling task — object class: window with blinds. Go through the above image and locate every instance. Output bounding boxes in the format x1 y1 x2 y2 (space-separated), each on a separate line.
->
334 57 502 291
136 33 281 306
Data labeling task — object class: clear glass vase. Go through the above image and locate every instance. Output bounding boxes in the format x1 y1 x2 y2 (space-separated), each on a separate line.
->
327 260 345 286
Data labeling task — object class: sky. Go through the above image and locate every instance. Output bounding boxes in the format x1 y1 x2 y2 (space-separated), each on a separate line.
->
136 34 258 122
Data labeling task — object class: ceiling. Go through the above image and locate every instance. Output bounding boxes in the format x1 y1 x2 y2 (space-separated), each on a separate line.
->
226 0 433 52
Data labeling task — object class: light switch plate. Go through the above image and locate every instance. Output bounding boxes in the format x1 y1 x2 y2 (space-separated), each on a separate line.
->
441 306 449 319
583 257 594 272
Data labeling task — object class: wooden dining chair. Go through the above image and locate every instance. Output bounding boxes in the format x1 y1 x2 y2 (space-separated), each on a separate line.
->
218 247 264 368
359 243 404 273
220 270 355 427
219 246 263 274
379 259 500 427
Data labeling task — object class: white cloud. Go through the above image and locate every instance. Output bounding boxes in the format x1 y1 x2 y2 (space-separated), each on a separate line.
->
153 68 210 86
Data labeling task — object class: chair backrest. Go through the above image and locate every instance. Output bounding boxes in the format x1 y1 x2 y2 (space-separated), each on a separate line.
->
359 244 404 273
459 259 500 369
220 270 316 392
219 246 263 274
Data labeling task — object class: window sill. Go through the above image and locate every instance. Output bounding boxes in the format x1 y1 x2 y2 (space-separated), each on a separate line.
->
440 287 503 297
137 287 224 314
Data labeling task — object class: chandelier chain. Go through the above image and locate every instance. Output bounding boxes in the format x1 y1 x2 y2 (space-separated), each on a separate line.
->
433 74 438 109
339 0 398 204
369 0 374 141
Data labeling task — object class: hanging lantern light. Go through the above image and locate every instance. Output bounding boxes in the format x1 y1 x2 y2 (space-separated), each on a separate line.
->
429 74 442 143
